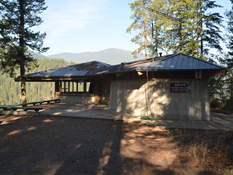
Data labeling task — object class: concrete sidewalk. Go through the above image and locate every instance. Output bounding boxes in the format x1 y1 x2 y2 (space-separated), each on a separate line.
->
141 112 233 130
0 103 141 121
1 103 233 130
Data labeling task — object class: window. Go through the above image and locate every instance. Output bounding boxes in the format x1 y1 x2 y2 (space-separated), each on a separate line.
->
78 81 84 92
86 82 91 92
61 81 92 93
61 81 69 92
73 82 77 92
69 82 77 92
65 82 68 92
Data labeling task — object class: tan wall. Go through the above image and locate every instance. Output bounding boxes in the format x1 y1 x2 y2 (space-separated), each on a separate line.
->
109 79 211 121
60 94 94 104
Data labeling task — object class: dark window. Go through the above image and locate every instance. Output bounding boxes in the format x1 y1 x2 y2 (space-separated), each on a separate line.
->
78 81 84 92
61 81 92 93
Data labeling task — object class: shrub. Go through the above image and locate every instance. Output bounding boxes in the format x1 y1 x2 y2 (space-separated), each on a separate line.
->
140 116 151 120
222 97 233 110
210 98 221 108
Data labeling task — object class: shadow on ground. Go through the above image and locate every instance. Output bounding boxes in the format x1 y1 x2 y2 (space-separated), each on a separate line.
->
0 115 170 174
0 115 233 175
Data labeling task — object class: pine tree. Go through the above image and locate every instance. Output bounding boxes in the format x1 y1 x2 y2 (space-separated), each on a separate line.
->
147 0 166 57
127 0 151 59
225 1 233 68
128 0 223 59
200 0 223 57
0 0 49 104
160 0 207 56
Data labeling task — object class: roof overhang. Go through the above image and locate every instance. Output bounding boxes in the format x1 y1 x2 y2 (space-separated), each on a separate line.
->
14 75 102 82
15 53 228 82
206 69 227 76
136 69 227 75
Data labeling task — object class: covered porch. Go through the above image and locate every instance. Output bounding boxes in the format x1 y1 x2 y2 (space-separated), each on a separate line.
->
15 61 112 105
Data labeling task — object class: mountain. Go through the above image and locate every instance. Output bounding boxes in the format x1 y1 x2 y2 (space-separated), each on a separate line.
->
47 48 145 65
28 50 46 59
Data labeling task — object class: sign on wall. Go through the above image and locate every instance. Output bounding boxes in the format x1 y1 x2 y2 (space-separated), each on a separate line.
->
195 70 202 79
170 83 191 93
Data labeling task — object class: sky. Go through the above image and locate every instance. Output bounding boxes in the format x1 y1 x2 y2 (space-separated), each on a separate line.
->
36 0 232 56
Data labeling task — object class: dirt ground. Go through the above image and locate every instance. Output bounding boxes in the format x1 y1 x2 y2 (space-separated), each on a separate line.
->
0 115 233 175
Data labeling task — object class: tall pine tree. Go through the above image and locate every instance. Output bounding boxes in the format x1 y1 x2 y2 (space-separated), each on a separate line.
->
147 0 166 57
200 0 223 57
0 0 48 104
160 0 223 58
225 0 233 68
127 0 151 59
162 0 199 55
128 0 223 59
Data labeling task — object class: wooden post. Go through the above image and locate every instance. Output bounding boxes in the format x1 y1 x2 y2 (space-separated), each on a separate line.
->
84 81 86 93
94 81 99 104
55 81 60 99
127 72 131 80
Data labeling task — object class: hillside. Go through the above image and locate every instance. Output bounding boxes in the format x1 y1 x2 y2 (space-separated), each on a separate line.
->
28 50 46 60
47 48 145 64
0 58 73 105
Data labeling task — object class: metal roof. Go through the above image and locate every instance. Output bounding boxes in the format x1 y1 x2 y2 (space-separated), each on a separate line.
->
94 53 226 75
93 55 172 75
19 53 226 79
21 61 110 78
136 53 225 71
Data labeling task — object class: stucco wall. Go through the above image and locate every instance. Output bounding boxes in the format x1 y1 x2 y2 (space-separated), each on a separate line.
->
109 79 211 121
60 94 95 104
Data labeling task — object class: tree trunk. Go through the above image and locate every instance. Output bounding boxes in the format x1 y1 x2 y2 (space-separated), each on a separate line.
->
178 1 182 52
143 1 148 59
151 13 154 57
19 0 27 104
200 15 203 58
198 2 203 58
155 26 158 57
179 22 182 52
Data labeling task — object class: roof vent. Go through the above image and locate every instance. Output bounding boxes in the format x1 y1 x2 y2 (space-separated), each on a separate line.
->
159 52 162 57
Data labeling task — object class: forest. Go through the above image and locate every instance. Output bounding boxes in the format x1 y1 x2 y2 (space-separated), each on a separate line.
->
0 58 73 105
127 0 229 58
127 0 233 109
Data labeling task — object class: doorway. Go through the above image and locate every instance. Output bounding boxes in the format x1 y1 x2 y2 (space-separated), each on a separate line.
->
99 83 109 105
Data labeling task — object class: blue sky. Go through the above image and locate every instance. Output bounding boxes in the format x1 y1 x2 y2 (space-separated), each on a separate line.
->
37 0 232 56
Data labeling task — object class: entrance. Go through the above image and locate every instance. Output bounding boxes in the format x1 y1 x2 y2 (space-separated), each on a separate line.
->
99 83 109 105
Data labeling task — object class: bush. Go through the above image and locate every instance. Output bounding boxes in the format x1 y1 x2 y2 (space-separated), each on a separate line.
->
140 116 151 120
210 98 221 108
222 97 233 110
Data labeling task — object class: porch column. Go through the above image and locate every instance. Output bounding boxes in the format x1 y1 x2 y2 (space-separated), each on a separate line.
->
55 81 60 99
94 81 99 104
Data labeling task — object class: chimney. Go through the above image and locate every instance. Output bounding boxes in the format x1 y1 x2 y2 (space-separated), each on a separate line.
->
159 52 162 57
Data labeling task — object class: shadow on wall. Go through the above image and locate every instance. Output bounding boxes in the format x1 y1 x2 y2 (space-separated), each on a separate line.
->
110 80 170 119
109 79 210 121
60 94 95 104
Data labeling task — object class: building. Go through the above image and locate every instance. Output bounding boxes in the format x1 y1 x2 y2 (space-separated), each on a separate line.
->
15 53 227 121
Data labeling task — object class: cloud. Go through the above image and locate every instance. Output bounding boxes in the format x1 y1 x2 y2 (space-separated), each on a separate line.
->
39 0 106 44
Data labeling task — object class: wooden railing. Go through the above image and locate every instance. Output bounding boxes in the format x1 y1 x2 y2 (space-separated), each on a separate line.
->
0 99 60 112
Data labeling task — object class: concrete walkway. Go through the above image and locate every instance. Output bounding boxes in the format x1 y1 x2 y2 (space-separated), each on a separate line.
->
1 103 233 130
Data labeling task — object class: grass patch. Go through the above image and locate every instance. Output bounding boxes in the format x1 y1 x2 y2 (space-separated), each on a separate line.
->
140 116 151 120
169 129 233 171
